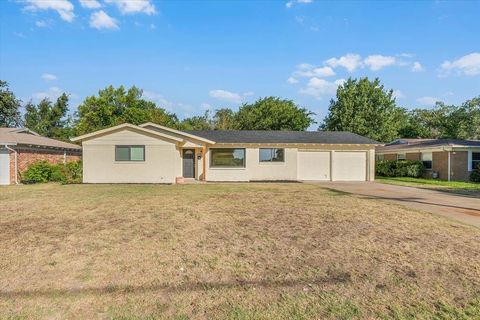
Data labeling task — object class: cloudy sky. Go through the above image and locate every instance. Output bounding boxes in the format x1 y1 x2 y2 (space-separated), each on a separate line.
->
0 0 479 127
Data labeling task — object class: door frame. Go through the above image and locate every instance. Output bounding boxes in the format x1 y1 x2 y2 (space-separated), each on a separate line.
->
182 149 196 179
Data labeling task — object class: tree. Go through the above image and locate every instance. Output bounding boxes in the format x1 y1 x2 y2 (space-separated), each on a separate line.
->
178 111 212 130
24 93 72 140
212 108 236 130
0 80 22 127
75 85 178 135
235 97 314 130
320 78 404 142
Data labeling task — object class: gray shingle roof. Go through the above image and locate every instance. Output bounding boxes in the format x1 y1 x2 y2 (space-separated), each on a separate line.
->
0 128 81 150
183 130 378 144
376 138 480 152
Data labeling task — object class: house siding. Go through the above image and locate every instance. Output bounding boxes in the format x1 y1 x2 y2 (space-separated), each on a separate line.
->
384 154 396 161
406 152 421 161
451 151 470 182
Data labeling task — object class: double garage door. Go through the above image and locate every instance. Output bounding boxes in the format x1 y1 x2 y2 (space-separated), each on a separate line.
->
297 150 367 181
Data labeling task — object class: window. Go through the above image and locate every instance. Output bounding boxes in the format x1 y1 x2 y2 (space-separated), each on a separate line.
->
376 154 384 161
472 152 480 171
259 148 284 162
397 153 406 160
210 148 245 168
421 152 433 170
115 145 145 161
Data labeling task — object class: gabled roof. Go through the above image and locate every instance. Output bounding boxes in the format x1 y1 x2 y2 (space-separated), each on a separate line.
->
377 138 480 152
184 130 379 144
139 122 216 144
71 123 183 142
0 127 81 150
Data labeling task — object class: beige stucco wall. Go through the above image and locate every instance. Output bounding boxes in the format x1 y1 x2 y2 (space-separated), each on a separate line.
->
82 129 181 183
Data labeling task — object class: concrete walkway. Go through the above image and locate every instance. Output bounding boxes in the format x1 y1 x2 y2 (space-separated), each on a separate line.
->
312 181 480 228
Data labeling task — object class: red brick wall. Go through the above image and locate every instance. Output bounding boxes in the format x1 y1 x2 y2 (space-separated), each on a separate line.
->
9 148 81 184
432 151 448 180
406 152 421 161
384 154 396 161
451 151 469 182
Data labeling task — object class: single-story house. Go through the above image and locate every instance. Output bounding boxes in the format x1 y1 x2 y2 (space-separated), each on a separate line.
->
0 128 82 185
71 122 379 183
376 138 480 181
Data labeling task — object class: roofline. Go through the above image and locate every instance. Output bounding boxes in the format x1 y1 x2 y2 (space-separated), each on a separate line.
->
377 145 480 153
139 122 216 144
71 123 184 143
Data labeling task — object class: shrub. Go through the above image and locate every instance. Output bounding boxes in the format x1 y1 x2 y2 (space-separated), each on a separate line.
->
376 160 425 178
470 167 480 183
21 160 82 184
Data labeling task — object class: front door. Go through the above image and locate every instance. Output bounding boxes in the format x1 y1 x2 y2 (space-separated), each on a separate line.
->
182 149 195 178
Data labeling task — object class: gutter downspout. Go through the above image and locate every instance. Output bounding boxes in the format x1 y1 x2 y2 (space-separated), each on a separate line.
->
5 145 18 185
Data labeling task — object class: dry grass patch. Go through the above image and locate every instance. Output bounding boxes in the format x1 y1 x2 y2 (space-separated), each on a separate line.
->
0 183 479 319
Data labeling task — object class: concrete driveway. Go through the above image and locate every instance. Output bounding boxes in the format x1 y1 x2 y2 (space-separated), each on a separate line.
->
313 181 480 228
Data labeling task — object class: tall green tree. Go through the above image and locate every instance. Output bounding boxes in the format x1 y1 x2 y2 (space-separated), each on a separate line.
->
235 97 314 130
178 111 212 130
0 80 22 127
24 93 72 140
75 85 178 135
212 108 236 130
320 77 404 142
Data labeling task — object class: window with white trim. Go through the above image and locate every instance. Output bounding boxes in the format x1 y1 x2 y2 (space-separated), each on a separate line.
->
472 152 480 171
115 145 145 161
397 153 406 160
421 152 433 170
259 148 284 162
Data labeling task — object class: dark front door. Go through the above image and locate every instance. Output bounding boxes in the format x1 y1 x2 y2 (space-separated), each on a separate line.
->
182 149 195 178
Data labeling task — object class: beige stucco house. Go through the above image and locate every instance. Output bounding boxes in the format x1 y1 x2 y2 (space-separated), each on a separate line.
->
71 122 379 183
376 139 480 181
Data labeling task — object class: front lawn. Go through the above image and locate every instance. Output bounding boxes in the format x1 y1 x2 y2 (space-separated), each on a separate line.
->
376 176 480 196
0 183 479 319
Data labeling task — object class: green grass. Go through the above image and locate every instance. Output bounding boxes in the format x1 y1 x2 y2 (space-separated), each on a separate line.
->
376 176 480 195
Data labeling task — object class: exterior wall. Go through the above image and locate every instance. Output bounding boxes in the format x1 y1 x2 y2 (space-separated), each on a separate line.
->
406 152 421 161
82 129 181 183
432 151 448 180
384 154 396 161
7 147 81 184
451 151 469 182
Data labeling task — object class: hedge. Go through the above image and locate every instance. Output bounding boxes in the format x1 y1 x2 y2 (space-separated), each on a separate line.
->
470 167 480 183
376 160 425 178
21 160 82 184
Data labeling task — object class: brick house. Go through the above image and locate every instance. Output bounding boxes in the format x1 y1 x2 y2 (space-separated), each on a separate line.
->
0 128 82 185
376 139 480 182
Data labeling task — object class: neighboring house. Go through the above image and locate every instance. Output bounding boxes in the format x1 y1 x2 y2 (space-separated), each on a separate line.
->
376 138 480 181
71 122 379 184
0 128 82 185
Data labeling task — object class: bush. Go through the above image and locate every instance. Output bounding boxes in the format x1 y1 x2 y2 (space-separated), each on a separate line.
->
376 160 425 178
21 160 82 184
470 167 480 183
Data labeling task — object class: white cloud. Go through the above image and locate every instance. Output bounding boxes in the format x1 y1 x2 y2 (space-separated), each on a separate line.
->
299 77 345 99
416 96 439 106
286 1 293 8
440 52 480 76
41 73 57 81
89 10 119 30
23 0 75 22
35 20 48 27
363 55 396 71
392 90 405 99
293 65 335 78
411 61 424 72
105 0 156 15
287 77 299 84
286 0 313 8
324 54 363 72
209 90 242 103
79 0 101 9
32 87 63 102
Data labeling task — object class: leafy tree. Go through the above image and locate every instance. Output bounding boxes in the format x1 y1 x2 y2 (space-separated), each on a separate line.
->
24 93 72 140
0 80 22 127
178 111 212 130
212 108 236 130
75 85 178 135
235 97 314 130
320 77 404 142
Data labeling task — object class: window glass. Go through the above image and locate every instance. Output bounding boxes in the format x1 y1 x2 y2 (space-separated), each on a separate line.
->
210 148 245 167
397 153 406 160
421 152 433 169
472 152 480 170
116 146 130 161
260 148 285 162
130 146 145 161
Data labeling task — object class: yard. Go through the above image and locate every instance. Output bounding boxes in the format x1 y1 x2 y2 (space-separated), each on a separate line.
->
376 176 480 196
0 183 479 319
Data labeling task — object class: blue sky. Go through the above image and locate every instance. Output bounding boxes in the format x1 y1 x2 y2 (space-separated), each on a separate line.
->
1 0 479 128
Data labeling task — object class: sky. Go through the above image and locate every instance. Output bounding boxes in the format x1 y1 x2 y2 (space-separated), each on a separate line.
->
0 0 479 129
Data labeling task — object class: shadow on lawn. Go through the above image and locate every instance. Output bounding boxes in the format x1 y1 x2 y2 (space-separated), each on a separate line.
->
0 275 353 298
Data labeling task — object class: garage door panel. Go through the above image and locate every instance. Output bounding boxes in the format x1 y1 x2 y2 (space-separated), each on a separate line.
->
333 151 366 181
0 148 10 185
297 151 330 181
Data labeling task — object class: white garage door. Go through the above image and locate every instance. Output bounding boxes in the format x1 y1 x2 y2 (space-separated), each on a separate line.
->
297 151 330 181
332 151 367 181
0 148 10 185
